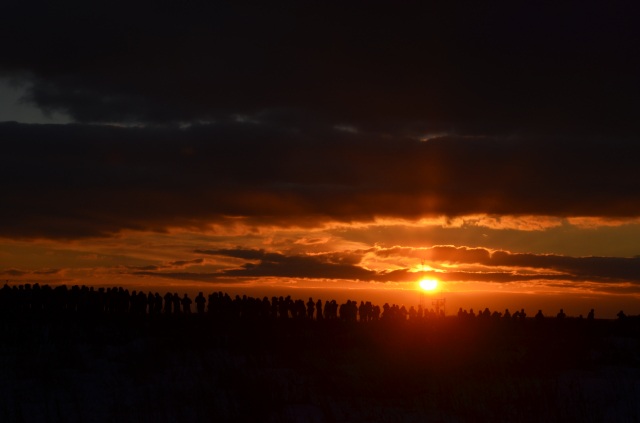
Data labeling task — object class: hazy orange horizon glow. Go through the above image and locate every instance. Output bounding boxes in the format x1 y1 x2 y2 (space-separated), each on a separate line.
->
2 214 640 319
2 257 637 319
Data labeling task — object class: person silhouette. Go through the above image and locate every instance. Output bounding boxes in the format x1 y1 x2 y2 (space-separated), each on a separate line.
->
173 293 181 313
587 308 595 321
359 301 367 322
278 296 288 319
306 297 315 320
316 299 323 321
372 305 380 320
147 292 155 314
408 306 417 321
182 293 192 313
164 292 173 314
195 292 206 314
556 308 566 320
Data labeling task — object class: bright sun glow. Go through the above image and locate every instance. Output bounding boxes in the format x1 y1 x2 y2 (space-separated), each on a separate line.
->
419 278 438 291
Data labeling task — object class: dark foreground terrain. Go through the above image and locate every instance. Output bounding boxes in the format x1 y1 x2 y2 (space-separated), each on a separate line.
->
1 311 640 422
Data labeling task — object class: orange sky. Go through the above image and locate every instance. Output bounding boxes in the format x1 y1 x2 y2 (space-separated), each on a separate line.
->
2 216 639 318
2 3 640 318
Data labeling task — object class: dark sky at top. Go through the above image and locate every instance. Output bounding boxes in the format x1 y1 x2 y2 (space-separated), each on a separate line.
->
1 0 640 239
3 1 638 132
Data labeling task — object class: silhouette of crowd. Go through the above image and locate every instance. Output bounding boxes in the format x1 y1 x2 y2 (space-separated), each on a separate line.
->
0 283 422 323
1 282 638 423
0 282 631 327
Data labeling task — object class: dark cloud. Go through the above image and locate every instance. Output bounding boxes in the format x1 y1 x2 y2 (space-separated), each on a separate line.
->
198 248 374 281
168 258 204 267
33 269 62 275
489 251 640 282
1 1 639 137
2 2 640 242
377 246 492 264
388 269 572 284
127 265 160 271
129 271 242 283
0 269 29 277
129 247 640 285
0 268 61 277
196 249 273 261
377 246 640 283
126 258 204 272
1 121 639 239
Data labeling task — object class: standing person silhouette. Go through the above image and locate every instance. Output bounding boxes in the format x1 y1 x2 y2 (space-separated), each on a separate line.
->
173 293 181 313
316 299 323 321
182 293 192 313
164 292 173 314
195 292 206 314
306 297 315 320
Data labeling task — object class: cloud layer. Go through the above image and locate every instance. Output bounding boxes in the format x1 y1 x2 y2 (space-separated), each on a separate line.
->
1 122 639 239
2 2 639 134
122 246 640 287
2 2 639 240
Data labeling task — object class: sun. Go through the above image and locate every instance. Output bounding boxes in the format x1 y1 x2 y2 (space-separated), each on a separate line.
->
419 278 438 291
